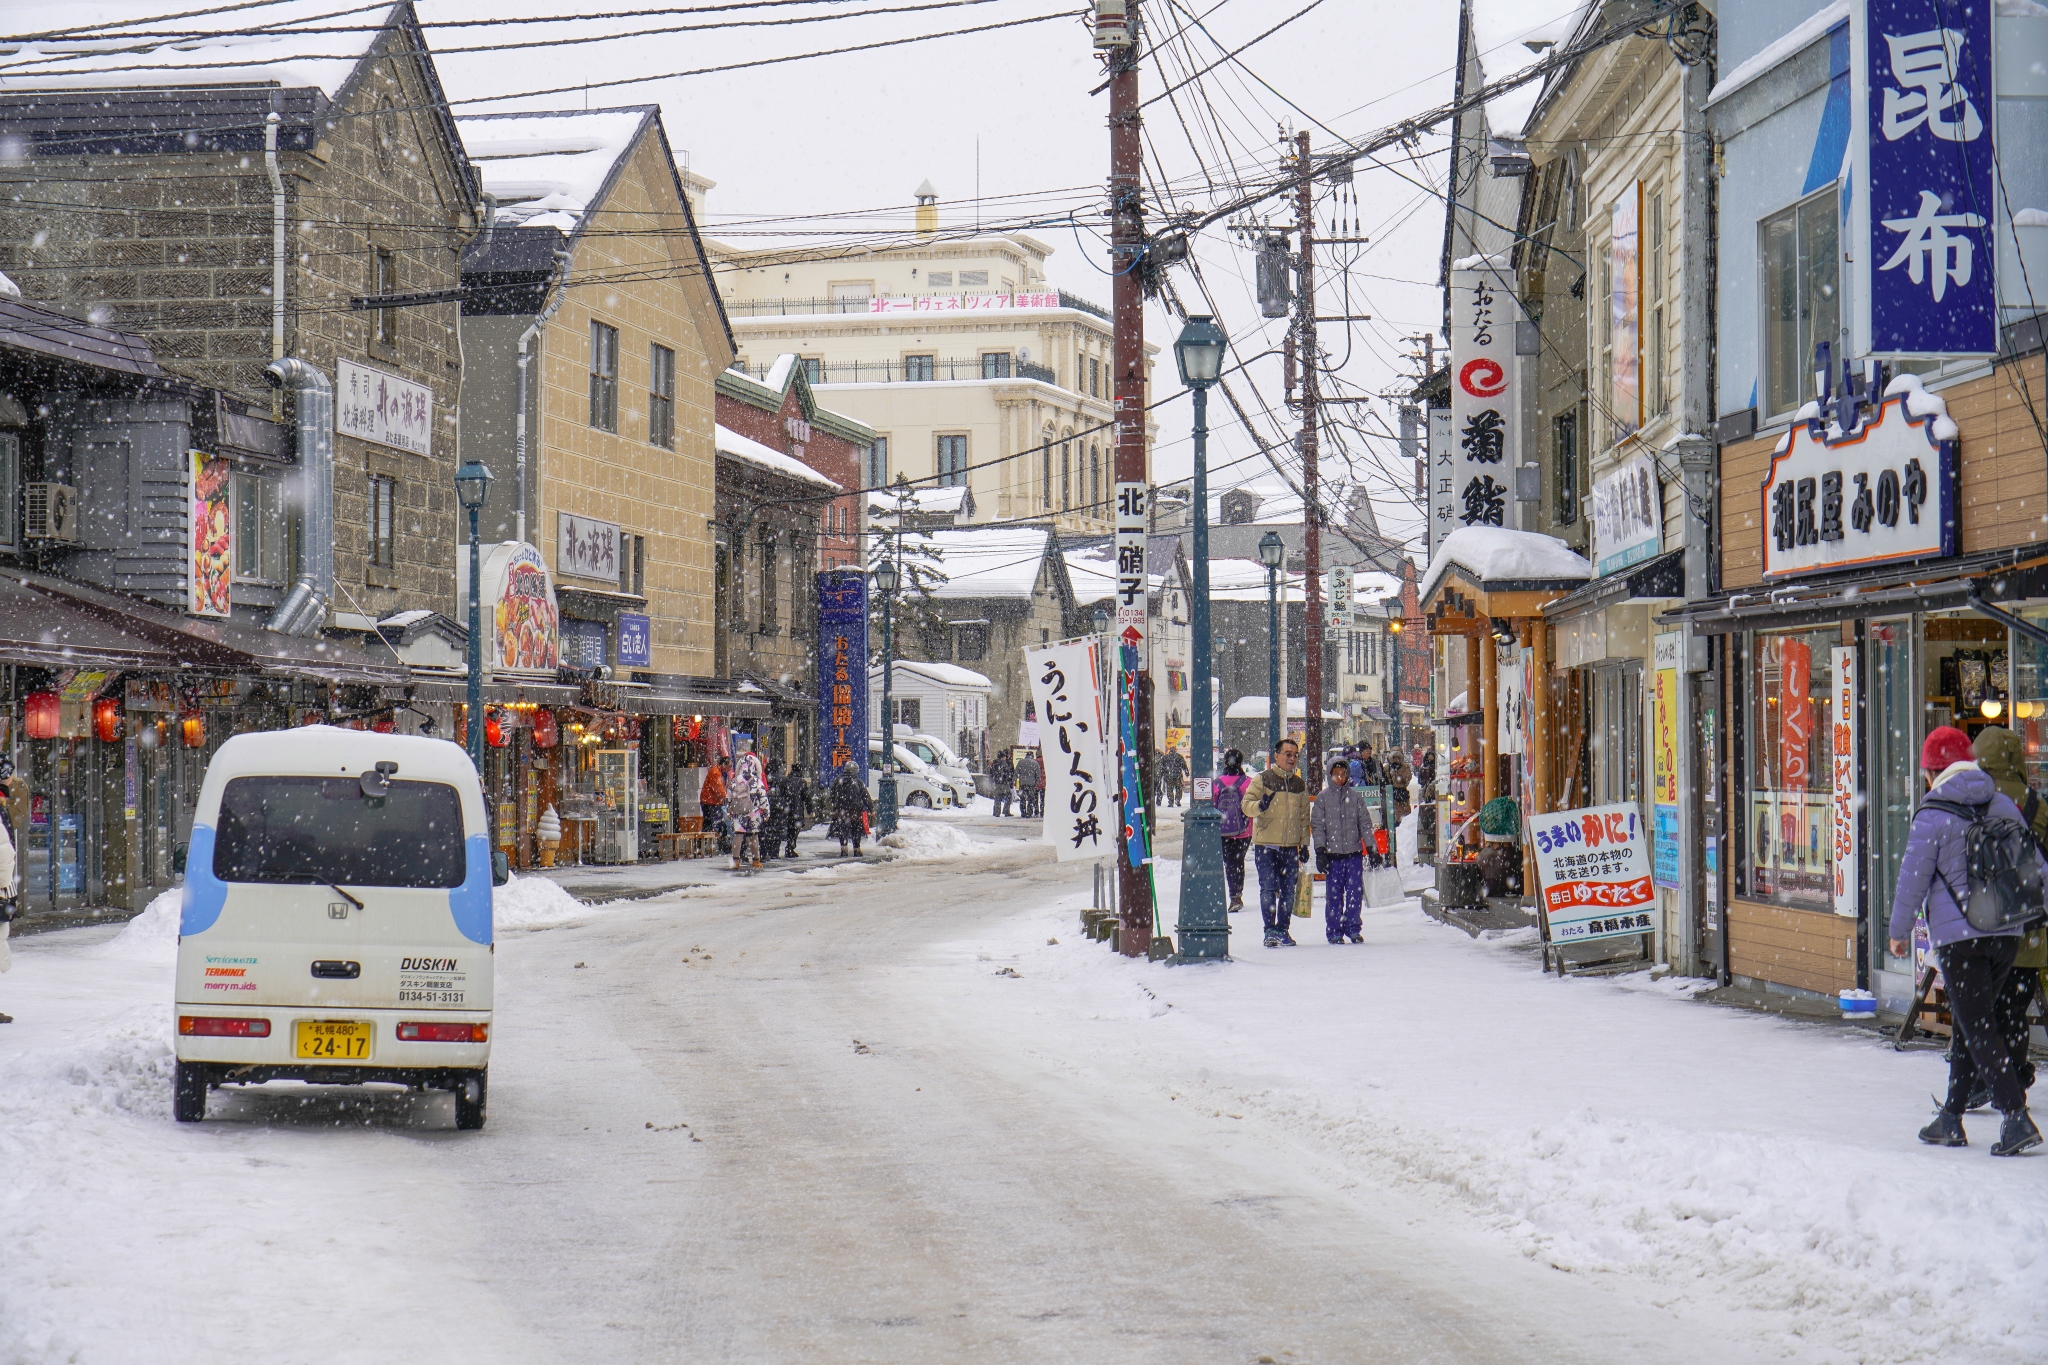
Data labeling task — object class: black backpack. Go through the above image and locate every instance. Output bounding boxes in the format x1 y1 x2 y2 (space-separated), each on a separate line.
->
1922 796 2048 933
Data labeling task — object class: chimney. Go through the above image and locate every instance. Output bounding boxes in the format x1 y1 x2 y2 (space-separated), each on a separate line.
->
914 179 938 238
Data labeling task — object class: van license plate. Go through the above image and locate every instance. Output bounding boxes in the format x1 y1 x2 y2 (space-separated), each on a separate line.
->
296 1020 372 1060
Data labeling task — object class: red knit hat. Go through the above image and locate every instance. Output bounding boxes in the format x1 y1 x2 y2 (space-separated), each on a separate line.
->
1921 725 1976 772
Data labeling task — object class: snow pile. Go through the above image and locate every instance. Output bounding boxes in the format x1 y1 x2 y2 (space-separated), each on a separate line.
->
1420 526 1591 602
1884 371 1962 441
877 819 989 861
89 888 181 961
493 873 590 931
716 424 841 489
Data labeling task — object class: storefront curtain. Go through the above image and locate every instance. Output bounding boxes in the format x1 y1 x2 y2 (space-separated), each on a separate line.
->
1740 629 1835 910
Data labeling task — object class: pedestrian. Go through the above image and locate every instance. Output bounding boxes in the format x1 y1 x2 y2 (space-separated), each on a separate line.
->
761 758 789 862
1240 737 1312 948
827 762 873 856
1970 725 2047 1109
1382 745 1414 825
1346 747 1365 789
0 758 16 1023
776 761 812 859
1160 745 1188 808
727 736 769 872
1214 748 1253 912
990 749 1016 818
1017 748 1044 820
1358 743 1386 788
1890 725 2044 1156
699 757 728 855
1312 758 1369 945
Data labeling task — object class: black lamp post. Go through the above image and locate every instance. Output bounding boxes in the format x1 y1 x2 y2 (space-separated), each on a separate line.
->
1385 598 1405 757
1173 314 1229 960
455 460 493 770
872 555 900 835
1259 530 1285 760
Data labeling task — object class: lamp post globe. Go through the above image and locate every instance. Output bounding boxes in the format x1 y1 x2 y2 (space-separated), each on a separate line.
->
1173 314 1232 962
456 461 494 770
872 558 900 836
1172 313 1227 387
1259 530 1285 760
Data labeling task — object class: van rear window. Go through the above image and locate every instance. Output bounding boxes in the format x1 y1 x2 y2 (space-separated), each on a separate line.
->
213 777 466 888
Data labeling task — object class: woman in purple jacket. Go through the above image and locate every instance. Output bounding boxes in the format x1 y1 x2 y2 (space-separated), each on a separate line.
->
1214 749 1253 912
1888 726 2043 1156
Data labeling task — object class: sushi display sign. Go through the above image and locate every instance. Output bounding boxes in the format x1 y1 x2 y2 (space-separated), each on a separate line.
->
485 542 560 674
188 451 232 618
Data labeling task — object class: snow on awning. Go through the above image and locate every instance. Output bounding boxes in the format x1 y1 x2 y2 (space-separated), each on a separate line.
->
1420 526 1591 608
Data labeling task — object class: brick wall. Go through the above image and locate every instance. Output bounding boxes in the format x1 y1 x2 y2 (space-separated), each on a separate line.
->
715 387 862 569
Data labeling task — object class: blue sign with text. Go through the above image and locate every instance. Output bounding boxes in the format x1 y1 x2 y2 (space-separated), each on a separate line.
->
1865 0 1997 355
816 570 869 789
615 612 651 668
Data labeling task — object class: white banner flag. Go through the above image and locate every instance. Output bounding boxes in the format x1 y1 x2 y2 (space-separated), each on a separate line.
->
1025 639 1116 862
1447 259 1520 536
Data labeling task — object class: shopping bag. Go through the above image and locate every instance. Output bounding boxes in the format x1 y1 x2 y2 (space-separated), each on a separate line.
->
1292 860 1314 918
1364 865 1405 908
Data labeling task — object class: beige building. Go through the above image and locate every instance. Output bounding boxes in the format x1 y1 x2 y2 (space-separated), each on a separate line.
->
707 184 1154 535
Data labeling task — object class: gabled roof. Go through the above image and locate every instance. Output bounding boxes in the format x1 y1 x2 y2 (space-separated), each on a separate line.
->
715 424 841 491
0 294 164 377
905 525 1073 605
716 356 874 447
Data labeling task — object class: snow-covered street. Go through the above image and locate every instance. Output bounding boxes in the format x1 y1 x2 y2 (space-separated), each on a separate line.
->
2 814 2043 1365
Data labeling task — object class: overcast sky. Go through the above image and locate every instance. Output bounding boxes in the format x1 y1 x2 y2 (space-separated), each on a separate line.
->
408 0 1521 556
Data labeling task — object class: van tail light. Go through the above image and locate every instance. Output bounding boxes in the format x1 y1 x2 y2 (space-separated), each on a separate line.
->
179 1016 270 1037
396 1021 488 1043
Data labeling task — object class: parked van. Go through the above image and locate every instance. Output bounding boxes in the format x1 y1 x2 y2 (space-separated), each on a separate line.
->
173 729 505 1129
866 738 955 809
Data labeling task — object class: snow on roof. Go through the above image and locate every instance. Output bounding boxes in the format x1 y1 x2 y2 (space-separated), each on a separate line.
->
1063 543 1162 600
0 0 396 98
869 485 969 514
871 659 992 690
1471 0 1590 138
911 527 1049 599
455 109 650 231
715 424 841 490
1708 0 1848 106
1421 526 1592 602
1224 695 1343 721
761 354 800 393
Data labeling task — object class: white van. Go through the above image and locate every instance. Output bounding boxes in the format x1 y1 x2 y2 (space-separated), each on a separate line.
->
866 739 955 809
172 728 505 1129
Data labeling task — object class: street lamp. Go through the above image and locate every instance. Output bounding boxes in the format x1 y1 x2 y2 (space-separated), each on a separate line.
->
1385 601 1405 758
872 555 901 836
1174 315 1230 961
1259 530 1285 760
455 460 493 769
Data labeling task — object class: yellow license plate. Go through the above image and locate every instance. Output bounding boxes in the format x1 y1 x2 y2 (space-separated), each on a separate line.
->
296 1020 373 1060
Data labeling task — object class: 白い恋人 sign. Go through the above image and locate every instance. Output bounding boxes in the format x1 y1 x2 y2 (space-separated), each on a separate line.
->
1529 803 1655 945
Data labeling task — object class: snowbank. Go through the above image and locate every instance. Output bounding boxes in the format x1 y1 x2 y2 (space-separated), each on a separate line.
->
89 889 181 962
1420 526 1591 603
493 873 590 931
877 819 990 861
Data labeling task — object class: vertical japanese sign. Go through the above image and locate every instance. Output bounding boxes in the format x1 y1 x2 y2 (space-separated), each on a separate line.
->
1862 0 1997 355
1117 640 1151 868
1529 803 1655 944
1591 453 1662 575
188 451 232 618
1780 639 1815 791
1447 262 1518 537
1327 563 1352 630
815 570 869 788
1610 184 1641 439
615 612 651 668
1025 638 1115 862
1831 645 1859 918
1427 407 1454 562
1652 631 1681 890
1113 482 1147 643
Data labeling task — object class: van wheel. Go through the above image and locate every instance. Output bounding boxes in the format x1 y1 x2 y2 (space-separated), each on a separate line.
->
906 791 932 809
173 1062 209 1123
453 1069 488 1131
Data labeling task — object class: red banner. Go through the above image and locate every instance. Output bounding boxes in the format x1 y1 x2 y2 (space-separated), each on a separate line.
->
1780 639 1814 791
1542 876 1655 913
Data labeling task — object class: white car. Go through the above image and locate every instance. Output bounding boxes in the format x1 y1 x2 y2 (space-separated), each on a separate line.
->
867 740 956 809
896 732 976 795
172 728 503 1130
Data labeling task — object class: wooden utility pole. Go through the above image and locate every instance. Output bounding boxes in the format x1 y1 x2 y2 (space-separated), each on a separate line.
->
1108 0 1151 956
1295 131 1324 786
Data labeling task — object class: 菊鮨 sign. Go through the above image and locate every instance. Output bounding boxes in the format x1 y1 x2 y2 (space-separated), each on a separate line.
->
1025 638 1115 862
1760 381 1957 576
1652 631 1681 890
816 570 869 787
1831 645 1859 918
1113 482 1147 641
1860 0 1997 355
1529 803 1655 945
485 541 559 673
1447 259 1520 537
1427 407 1454 561
557 511 621 582
336 358 432 456
1591 453 1661 576
188 451 232 618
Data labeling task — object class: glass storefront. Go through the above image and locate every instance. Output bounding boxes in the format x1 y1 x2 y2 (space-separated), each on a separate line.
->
1737 628 1835 910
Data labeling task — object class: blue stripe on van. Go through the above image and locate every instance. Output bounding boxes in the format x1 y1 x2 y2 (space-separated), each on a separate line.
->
448 832 493 945
180 825 227 935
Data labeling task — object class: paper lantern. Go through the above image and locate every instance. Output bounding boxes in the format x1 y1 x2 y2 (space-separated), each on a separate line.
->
531 709 558 749
135 720 162 751
180 712 206 748
23 691 59 740
485 709 507 748
372 715 396 734
93 696 123 744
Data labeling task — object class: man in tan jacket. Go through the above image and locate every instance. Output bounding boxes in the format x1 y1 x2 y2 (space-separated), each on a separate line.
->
1242 738 1312 947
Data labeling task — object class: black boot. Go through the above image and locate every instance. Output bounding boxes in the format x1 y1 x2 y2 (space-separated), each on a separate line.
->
1964 1082 1994 1111
1918 1109 1969 1147
1991 1109 2043 1157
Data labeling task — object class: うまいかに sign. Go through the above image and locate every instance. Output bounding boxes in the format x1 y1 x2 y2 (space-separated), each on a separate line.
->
1528 803 1655 945
1759 376 1957 578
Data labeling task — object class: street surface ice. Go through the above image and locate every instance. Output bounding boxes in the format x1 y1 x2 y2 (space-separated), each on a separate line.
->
0 812 2042 1364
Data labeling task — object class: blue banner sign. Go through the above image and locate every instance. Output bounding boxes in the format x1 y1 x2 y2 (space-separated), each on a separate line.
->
615 612 651 668
816 570 869 789
1864 0 1997 355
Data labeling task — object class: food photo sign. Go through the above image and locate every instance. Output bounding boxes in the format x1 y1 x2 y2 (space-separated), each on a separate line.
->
1528 803 1655 945
188 451 232 618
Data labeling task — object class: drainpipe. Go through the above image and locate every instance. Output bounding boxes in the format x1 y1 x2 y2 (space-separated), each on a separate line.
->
513 247 574 545
265 112 285 420
265 359 333 636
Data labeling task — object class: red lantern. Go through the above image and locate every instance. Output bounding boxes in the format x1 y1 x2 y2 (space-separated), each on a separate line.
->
181 712 206 748
92 696 123 744
23 691 59 740
531 709 558 749
485 709 507 748
372 715 395 734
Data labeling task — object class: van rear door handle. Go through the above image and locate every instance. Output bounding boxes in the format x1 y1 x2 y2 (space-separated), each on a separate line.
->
310 960 361 979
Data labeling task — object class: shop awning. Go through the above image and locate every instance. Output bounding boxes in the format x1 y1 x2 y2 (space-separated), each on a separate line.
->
405 677 583 705
617 684 773 718
1662 551 2048 636
1542 549 1687 620
0 574 219 671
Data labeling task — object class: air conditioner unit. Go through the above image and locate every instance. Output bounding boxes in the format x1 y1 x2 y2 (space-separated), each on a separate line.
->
25 483 78 542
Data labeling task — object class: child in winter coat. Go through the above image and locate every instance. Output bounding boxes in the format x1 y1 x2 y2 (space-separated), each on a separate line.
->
1214 750 1253 911
1311 761 1370 945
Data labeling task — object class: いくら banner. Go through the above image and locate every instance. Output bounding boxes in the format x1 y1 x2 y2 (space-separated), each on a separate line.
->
1528 803 1655 945
1025 638 1114 863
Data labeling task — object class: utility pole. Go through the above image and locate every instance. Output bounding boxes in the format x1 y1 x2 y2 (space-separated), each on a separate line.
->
1104 0 1152 957
1294 131 1325 789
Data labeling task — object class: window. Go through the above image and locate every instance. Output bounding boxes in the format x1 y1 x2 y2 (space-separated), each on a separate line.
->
372 248 396 347
1590 659 1644 806
214 776 464 888
957 269 988 287
904 354 935 382
802 357 822 384
1041 440 1053 508
1089 445 1101 514
648 343 675 449
620 532 645 596
867 436 889 489
937 434 967 488
894 698 922 729
589 321 619 431
1089 356 1101 397
1737 630 1835 910
234 472 286 583
1648 190 1666 417
1599 254 1613 435
981 352 1011 379
1761 186 1839 419
1060 439 1071 510
927 272 953 289
367 474 396 573
955 624 988 661
0 431 20 549
1552 411 1578 525
760 532 777 629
